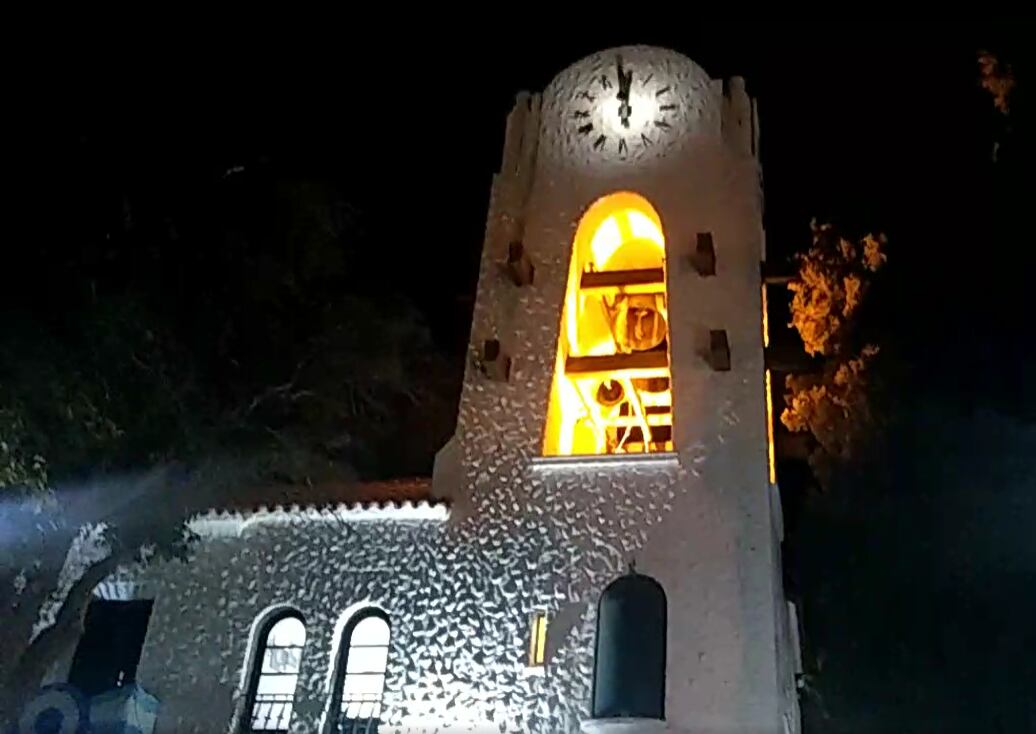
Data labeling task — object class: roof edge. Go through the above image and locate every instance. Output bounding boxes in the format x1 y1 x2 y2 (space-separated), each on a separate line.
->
187 497 450 536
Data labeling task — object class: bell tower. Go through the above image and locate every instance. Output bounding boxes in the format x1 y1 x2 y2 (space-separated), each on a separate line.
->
434 45 800 734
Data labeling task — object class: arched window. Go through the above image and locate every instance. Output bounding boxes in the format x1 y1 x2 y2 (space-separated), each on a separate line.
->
330 609 391 734
245 611 306 732
543 191 675 457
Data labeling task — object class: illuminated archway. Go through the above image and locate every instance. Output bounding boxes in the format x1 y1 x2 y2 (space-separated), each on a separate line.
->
543 192 674 457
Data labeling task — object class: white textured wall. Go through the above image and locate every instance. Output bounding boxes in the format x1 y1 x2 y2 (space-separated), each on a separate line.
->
131 46 797 734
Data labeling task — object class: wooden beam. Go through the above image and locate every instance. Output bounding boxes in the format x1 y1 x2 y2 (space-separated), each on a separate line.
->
761 260 794 285
708 330 731 371
481 339 511 382
565 351 668 375
610 413 673 427
692 233 716 276
580 268 664 290
507 241 534 286
764 344 817 372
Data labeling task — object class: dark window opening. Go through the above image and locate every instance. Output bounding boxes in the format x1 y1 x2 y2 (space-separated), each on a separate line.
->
68 599 153 697
592 570 667 720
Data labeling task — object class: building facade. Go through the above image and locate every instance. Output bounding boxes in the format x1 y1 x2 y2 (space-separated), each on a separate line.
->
70 46 801 734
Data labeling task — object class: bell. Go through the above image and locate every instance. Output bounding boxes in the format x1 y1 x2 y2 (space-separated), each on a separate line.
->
613 294 666 352
596 379 625 407
633 377 669 393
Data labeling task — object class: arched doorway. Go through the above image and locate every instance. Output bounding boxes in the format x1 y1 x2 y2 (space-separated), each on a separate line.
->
592 570 667 720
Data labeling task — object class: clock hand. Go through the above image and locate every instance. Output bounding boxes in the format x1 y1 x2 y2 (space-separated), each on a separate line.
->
616 56 631 99
616 56 633 128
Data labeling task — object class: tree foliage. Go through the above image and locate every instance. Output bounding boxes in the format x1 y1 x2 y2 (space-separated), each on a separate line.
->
1 405 49 495
781 222 887 482
0 168 459 718
978 50 1015 116
786 222 886 358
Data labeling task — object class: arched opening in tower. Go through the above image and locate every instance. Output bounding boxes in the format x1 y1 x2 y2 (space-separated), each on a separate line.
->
542 192 674 457
592 570 667 720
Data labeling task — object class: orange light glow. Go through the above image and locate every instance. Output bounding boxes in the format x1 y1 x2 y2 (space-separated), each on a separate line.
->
528 611 548 667
761 283 770 348
765 368 776 484
543 192 673 457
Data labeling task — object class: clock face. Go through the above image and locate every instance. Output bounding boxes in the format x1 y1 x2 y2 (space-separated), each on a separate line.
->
569 54 685 159
544 46 715 165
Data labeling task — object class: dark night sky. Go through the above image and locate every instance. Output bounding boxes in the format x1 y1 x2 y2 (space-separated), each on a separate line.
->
17 22 1036 732
37 24 1035 367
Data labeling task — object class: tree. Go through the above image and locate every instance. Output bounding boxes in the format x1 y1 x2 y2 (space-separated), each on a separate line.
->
978 51 1015 116
0 298 207 720
0 169 459 722
978 50 1017 162
780 221 887 484
1 405 48 494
